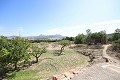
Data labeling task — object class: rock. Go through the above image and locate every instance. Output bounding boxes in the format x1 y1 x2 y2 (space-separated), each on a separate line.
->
69 69 80 75
52 74 66 80
62 72 74 79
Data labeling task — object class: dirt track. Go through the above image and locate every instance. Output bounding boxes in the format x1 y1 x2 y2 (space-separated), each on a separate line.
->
72 45 120 80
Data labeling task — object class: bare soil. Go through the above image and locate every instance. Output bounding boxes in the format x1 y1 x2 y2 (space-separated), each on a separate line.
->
71 45 120 80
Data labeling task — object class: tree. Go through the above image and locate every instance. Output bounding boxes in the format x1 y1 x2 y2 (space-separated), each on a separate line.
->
86 29 92 45
112 39 120 59
112 39 120 51
112 28 120 41
100 30 107 44
30 44 47 63
63 37 74 41
107 36 112 43
74 34 86 44
0 36 11 69
10 37 30 70
59 40 70 55
90 31 107 44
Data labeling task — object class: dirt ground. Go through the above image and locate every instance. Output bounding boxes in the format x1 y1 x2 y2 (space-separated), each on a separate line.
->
71 45 120 80
107 45 120 62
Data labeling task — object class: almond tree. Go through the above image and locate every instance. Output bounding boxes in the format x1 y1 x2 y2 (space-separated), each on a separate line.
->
59 40 70 55
30 44 47 63
10 37 30 70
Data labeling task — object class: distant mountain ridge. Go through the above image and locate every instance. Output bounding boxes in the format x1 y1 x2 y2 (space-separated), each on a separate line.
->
7 33 113 40
24 34 66 40
7 34 66 40
107 33 113 36
25 34 66 40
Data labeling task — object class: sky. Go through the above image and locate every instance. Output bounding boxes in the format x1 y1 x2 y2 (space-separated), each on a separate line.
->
0 0 120 36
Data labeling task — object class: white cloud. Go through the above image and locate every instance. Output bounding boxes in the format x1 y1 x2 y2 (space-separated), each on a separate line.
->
44 20 120 37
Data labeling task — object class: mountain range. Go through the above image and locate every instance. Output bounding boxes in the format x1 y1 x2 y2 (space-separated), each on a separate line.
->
7 34 66 40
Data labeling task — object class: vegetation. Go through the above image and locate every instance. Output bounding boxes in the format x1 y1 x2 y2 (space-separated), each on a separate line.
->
11 37 31 70
107 36 112 43
112 28 120 41
58 40 71 55
0 37 30 69
31 39 60 43
63 37 74 41
112 29 120 52
74 34 86 44
109 29 120 59
0 36 12 76
30 44 47 63
91 31 107 44
1 28 120 79
74 29 107 45
86 29 92 45
0 36 31 79
6 49 89 80
112 39 120 52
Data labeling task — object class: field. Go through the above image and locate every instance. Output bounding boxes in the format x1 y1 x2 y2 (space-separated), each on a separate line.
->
5 43 90 80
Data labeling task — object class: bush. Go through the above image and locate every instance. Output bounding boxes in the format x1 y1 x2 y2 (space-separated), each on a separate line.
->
74 34 86 44
112 39 120 51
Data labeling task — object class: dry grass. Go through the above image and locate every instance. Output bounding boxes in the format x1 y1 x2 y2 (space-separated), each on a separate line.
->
6 43 89 80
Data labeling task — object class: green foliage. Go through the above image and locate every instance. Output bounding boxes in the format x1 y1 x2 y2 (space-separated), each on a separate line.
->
86 29 92 45
112 28 120 41
74 30 107 45
7 70 38 80
6 49 89 80
112 39 120 51
112 39 120 59
59 40 71 46
0 36 31 70
0 36 11 69
58 40 71 55
0 48 10 64
31 44 47 63
10 37 31 69
107 36 112 43
74 34 86 44
91 31 107 44
111 28 120 58
63 37 74 41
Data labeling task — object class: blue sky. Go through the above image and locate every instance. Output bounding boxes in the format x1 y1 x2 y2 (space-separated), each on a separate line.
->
0 0 120 36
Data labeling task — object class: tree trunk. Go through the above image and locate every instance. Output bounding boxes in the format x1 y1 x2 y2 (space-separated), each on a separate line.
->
59 48 63 55
59 46 65 55
35 57 39 63
14 62 18 70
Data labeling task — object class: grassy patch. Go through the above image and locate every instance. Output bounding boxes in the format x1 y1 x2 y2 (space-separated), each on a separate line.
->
6 49 89 80
34 49 89 79
5 70 38 80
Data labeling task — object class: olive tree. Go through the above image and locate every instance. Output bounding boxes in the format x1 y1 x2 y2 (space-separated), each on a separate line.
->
30 44 47 63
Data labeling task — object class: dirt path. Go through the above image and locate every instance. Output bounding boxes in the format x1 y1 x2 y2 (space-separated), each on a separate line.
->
72 44 120 80
103 44 120 64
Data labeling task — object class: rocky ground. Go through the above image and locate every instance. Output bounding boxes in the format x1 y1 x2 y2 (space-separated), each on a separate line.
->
71 44 120 80
52 44 120 80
